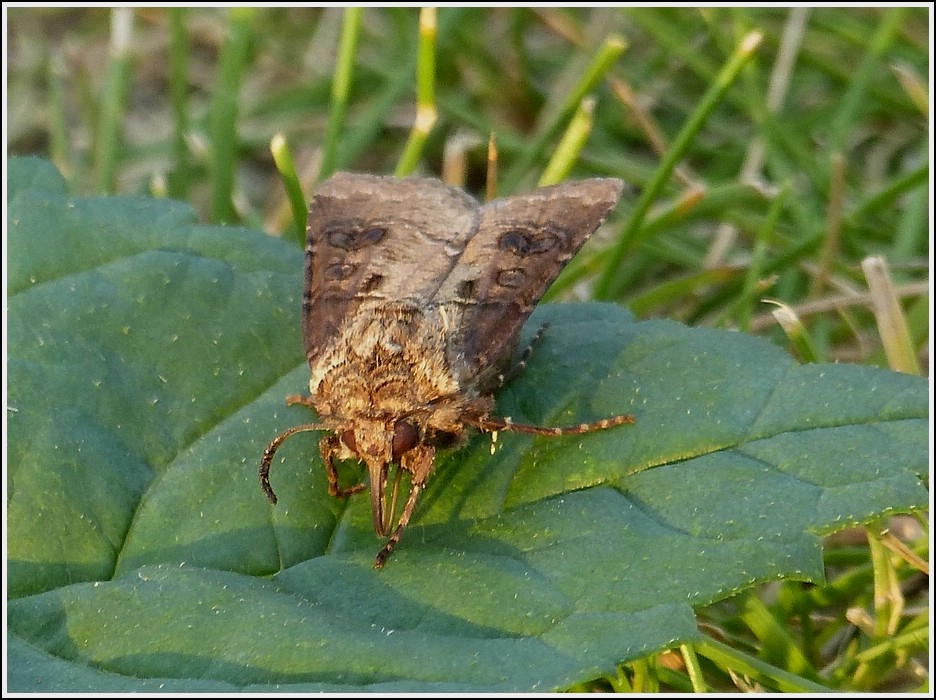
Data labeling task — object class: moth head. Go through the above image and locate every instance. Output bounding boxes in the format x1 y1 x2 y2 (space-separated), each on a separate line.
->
341 419 421 537
340 419 420 464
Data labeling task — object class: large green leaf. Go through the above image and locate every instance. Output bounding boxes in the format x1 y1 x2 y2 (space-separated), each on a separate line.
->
6 157 928 691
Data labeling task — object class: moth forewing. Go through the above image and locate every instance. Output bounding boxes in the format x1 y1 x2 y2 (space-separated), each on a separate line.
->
260 173 632 568
435 178 625 382
301 173 478 376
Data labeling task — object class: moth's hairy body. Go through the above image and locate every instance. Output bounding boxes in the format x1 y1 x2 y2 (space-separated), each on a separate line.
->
260 172 632 567
310 300 486 429
313 301 491 474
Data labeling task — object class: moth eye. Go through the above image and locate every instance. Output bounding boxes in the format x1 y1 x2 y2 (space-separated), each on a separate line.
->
496 268 526 288
392 421 419 460
327 226 387 251
456 279 476 300
341 429 358 452
498 228 558 256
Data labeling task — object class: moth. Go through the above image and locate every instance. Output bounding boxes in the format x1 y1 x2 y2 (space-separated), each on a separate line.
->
260 172 634 567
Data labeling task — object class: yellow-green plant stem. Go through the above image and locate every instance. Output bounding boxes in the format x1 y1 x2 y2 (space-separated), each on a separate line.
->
395 8 438 177
270 133 308 247
538 97 595 187
501 34 625 192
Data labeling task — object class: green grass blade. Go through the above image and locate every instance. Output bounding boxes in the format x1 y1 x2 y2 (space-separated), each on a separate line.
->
47 51 72 182
828 8 907 152
94 8 134 193
732 182 788 331
739 592 822 683
594 30 764 300
167 8 193 199
319 8 362 179
208 8 255 223
695 637 831 693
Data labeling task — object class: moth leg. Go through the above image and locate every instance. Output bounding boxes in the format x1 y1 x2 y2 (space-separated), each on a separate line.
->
374 444 436 568
494 322 550 390
320 434 366 498
285 394 316 408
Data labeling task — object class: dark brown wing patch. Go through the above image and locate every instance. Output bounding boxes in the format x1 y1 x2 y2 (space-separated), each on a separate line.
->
435 178 624 382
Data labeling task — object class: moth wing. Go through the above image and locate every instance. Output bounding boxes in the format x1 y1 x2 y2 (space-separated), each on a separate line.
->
435 178 624 386
303 173 479 368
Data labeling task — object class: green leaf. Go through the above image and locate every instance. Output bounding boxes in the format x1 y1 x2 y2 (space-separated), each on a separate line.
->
7 157 927 692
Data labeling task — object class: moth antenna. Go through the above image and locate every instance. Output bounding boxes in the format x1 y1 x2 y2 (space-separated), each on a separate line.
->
494 322 550 389
467 413 635 436
423 324 552 409
259 423 328 505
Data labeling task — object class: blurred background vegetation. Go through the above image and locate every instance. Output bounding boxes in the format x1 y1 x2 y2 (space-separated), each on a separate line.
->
6 6 929 692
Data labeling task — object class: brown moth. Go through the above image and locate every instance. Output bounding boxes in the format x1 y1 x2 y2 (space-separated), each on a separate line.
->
260 172 634 568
